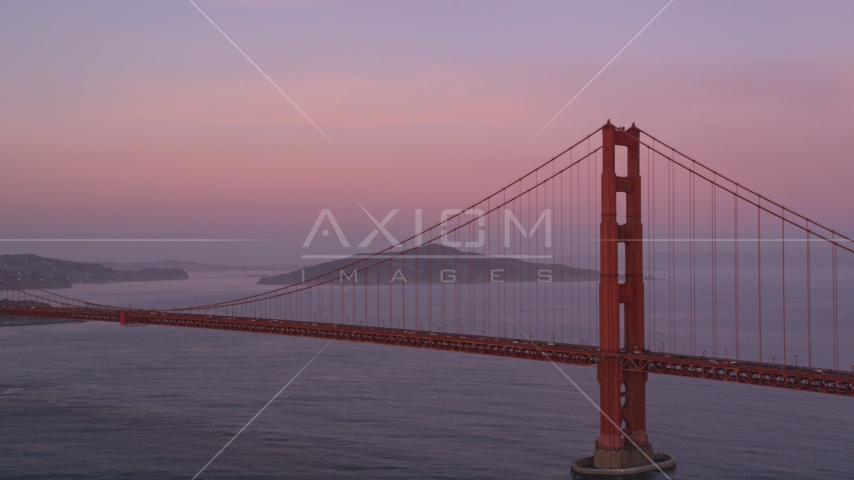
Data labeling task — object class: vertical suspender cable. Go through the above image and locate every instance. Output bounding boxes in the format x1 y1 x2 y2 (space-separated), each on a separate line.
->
649 138 658 349
528 175 532 338
666 154 675 352
596 150 601 347
456 222 461 333
379 245 382 327
578 139 584 343
735 187 739 361
364 258 368 328
807 220 811 368
483 197 492 335
553 159 557 342
414 229 420 330
472 210 476 335
573 154 578 341
473 212 476 335
442 221 446 333
758 199 762 363
427 235 432 331
402 237 406 330
647 145 652 350
691 158 697 354
712 174 718 357
832 234 838 370
782 211 787 364
587 150 593 343
670 151 675 352
561 159 565 343
516 184 520 337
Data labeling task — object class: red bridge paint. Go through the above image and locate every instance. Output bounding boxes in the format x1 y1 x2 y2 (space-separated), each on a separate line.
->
0 305 849 397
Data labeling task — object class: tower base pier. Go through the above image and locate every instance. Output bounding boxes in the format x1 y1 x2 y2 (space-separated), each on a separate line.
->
571 441 675 477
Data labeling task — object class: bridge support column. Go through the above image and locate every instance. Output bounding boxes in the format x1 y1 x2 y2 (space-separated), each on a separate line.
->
573 121 674 476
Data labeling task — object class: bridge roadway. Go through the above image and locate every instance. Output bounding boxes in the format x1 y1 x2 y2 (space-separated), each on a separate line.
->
3 306 851 397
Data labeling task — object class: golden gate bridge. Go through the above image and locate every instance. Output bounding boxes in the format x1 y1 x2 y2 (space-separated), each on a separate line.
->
2 122 851 476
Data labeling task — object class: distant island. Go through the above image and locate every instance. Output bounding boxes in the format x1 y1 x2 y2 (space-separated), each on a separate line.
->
259 244 598 285
101 259 281 273
0 254 189 289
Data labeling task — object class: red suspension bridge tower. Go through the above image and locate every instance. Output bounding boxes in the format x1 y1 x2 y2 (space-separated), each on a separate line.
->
574 122 674 475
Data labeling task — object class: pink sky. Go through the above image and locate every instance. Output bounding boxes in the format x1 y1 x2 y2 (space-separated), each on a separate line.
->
1 0 852 265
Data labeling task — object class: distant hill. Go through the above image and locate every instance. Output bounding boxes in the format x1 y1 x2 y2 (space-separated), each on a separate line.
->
0 254 189 289
100 259 273 273
258 244 598 285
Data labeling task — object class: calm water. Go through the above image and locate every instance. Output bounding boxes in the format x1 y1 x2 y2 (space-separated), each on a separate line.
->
1 273 852 479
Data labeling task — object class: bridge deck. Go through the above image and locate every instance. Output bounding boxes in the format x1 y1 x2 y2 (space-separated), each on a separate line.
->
3 306 851 396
